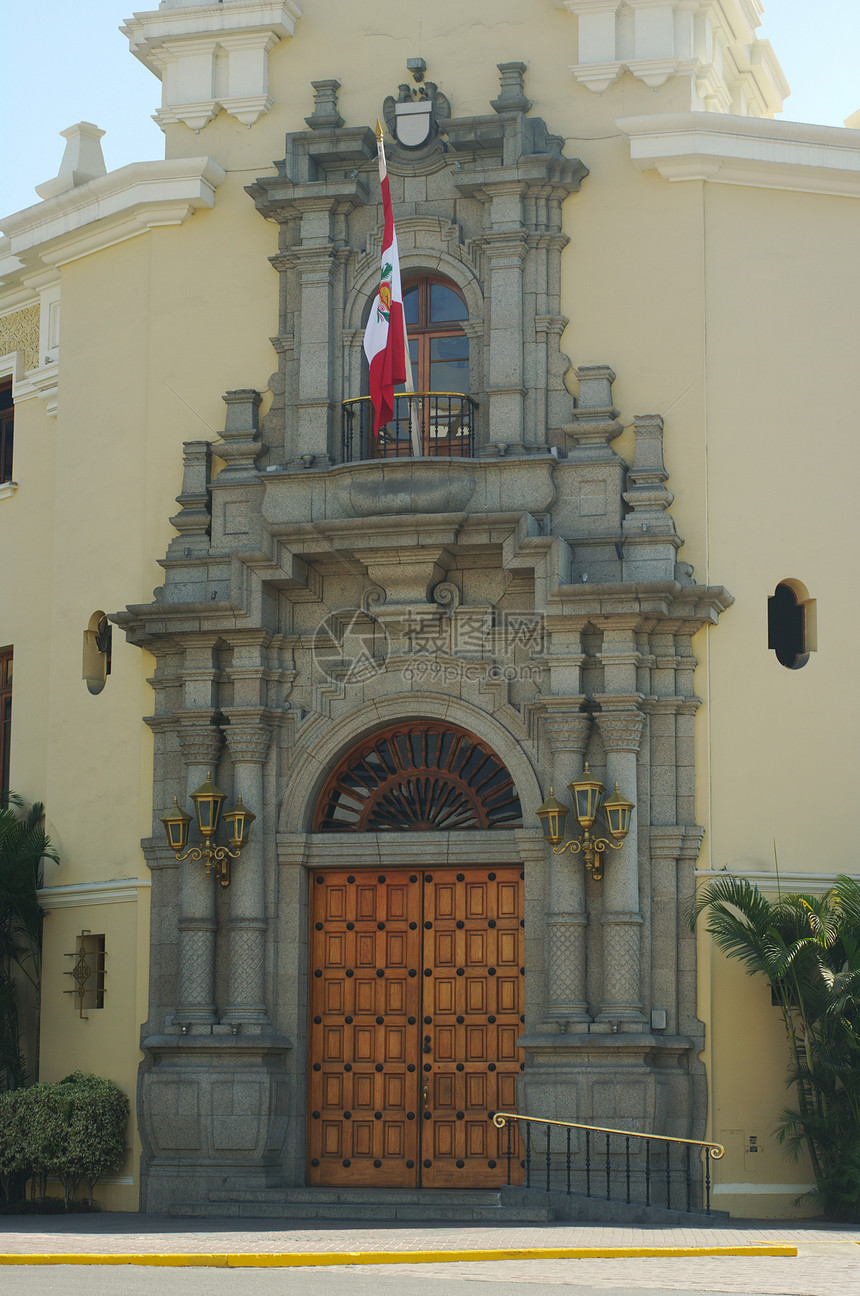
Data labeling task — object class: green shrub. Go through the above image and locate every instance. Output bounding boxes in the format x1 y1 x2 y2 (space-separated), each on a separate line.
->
57 1072 129 1206
0 1089 29 1202
0 1073 128 1208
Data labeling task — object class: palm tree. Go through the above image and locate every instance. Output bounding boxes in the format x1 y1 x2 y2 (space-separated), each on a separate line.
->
691 874 860 1220
0 795 58 1091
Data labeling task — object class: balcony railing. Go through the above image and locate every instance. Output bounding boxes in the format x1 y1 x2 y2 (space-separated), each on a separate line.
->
492 1113 725 1217
341 393 476 463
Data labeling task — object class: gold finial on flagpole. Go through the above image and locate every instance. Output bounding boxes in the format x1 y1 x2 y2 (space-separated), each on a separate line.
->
375 117 387 178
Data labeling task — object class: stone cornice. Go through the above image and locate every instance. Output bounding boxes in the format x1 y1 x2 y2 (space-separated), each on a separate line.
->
122 2 301 58
696 868 860 894
560 1 786 114
617 112 860 197
0 158 225 285
38 879 151 909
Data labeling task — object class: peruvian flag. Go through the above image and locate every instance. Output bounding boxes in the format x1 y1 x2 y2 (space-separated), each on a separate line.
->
363 120 413 442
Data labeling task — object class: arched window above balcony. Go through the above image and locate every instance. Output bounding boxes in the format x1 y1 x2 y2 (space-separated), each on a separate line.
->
342 273 476 463
402 275 469 395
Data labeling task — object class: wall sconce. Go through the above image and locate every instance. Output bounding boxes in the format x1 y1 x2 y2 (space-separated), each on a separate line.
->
536 763 634 880
160 772 255 887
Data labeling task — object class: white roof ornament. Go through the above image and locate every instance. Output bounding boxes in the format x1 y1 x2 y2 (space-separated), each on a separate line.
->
121 2 302 132
35 123 107 201
562 0 788 117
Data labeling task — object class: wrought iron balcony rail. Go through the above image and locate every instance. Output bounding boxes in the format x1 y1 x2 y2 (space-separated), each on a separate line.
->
492 1112 725 1217
341 392 476 462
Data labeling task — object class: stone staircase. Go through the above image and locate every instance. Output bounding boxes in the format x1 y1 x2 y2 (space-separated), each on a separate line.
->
170 1186 555 1222
169 1184 727 1225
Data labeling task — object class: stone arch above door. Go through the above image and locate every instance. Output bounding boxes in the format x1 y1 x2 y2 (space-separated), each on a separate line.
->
313 719 523 832
277 694 542 834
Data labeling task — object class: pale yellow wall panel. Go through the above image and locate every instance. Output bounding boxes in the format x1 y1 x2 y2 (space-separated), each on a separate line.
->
40 239 154 878
701 182 858 874
39 901 145 1210
142 177 278 576
707 946 817 1217
0 396 57 803
564 149 709 575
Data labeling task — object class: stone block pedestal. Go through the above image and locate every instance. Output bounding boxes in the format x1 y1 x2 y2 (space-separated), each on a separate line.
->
138 1034 293 1212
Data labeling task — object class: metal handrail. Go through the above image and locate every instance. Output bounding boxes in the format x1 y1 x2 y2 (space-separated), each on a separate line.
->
491 1112 724 1216
340 391 477 463
492 1112 724 1159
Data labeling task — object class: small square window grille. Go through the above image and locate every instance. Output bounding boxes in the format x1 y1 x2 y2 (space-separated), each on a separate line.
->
64 931 106 1018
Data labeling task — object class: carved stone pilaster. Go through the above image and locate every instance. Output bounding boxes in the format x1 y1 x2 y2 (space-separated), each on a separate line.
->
648 826 687 1035
224 922 268 1025
177 721 223 771
176 921 218 1020
222 713 272 1027
594 706 645 754
175 718 223 1026
594 705 645 1026
223 721 272 766
542 703 592 1027
545 912 589 1026
599 914 644 1024
543 708 591 760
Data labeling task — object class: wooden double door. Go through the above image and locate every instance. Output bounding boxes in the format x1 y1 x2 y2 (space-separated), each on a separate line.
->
308 866 524 1187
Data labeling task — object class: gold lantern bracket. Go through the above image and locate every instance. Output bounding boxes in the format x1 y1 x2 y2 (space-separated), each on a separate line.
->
160 773 254 887
536 764 634 881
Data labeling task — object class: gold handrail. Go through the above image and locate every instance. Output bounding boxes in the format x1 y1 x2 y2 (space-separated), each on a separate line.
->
492 1112 724 1160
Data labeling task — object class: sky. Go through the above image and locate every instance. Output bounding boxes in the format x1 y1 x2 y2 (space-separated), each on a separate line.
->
3 1 860 220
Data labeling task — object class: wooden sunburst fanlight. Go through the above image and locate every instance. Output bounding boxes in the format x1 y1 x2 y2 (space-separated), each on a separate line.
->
314 721 523 832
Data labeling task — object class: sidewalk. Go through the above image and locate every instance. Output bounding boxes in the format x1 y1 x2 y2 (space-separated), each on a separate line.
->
0 1212 858 1261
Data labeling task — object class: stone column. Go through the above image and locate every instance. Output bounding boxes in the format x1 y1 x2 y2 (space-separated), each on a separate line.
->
543 707 592 1027
594 704 646 1026
175 720 223 1025
648 825 686 1035
222 713 272 1027
480 186 528 448
291 201 339 464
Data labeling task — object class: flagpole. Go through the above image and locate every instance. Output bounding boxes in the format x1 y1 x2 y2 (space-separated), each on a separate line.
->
375 120 422 458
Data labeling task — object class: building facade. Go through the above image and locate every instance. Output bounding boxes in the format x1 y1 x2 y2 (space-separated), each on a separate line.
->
0 0 857 1217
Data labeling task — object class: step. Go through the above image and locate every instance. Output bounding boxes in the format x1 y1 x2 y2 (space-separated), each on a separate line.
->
501 1185 731 1227
171 1202 556 1222
169 1187 555 1223
206 1187 504 1205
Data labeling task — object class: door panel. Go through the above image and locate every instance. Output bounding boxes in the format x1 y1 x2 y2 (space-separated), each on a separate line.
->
421 869 524 1188
309 870 422 1186
307 867 524 1187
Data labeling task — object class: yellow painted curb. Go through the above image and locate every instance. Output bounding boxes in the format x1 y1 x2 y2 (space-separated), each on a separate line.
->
0 1245 798 1267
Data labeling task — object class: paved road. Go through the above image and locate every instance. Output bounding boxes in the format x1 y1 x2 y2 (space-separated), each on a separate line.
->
4 1257 860 1296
